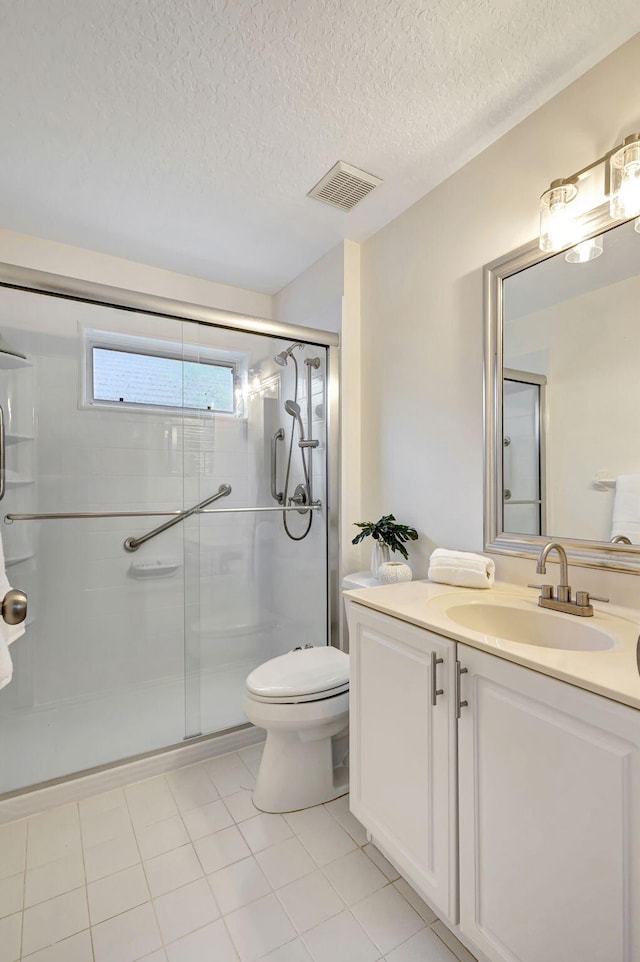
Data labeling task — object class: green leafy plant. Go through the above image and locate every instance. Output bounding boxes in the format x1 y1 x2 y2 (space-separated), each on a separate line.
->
352 514 418 560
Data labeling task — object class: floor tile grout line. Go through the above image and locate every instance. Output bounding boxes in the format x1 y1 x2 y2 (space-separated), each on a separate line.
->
121 775 165 957
76 791 96 962
19 822 27 961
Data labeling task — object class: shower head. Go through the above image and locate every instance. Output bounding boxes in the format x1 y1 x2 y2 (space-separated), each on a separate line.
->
274 343 303 367
284 399 305 439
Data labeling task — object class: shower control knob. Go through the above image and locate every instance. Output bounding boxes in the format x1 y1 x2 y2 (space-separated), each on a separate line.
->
1 588 27 626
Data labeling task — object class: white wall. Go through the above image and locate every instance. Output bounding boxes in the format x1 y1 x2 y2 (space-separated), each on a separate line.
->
0 229 274 320
274 241 364 586
274 244 344 335
360 34 640 604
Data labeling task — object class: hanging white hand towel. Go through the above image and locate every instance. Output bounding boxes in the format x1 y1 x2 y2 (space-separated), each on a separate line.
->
610 474 640 545
0 529 25 690
428 548 495 589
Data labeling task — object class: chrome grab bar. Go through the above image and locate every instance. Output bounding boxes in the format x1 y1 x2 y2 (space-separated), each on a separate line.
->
271 428 284 504
123 484 232 552
0 403 4 502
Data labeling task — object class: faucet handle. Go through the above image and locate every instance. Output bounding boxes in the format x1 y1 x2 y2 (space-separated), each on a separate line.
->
528 583 554 599
575 590 609 606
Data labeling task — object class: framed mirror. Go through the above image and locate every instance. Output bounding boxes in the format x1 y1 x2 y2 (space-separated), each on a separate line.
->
484 206 640 572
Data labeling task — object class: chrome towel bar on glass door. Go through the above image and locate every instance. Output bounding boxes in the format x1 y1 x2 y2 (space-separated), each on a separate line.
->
4 501 322 523
4 487 323 546
123 483 232 552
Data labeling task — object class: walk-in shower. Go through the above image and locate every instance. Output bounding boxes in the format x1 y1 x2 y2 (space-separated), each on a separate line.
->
0 267 339 797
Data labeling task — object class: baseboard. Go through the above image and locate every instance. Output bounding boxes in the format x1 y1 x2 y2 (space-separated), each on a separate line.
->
0 724 265 823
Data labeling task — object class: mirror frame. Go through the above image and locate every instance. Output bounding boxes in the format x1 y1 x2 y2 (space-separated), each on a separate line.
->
483 203 640 574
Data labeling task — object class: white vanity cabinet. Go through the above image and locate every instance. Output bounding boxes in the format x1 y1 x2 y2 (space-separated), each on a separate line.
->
346 598 640 962
457 643 640 962
347 603 458 920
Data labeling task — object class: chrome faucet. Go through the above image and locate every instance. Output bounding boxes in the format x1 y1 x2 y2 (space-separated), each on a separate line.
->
529 541 609 617
536 542 570 599
611 534 632 545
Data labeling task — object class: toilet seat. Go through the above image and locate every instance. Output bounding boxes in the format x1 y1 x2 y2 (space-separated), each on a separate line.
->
246 680 349 705
246 646 349 704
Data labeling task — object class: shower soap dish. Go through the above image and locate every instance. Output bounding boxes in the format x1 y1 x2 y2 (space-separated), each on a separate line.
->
128 559 181 578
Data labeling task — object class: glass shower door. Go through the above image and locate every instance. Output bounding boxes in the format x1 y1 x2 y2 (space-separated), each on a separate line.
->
0 289 193 794
181 324 328 738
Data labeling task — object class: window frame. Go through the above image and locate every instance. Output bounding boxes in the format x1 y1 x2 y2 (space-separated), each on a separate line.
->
81 328 245 417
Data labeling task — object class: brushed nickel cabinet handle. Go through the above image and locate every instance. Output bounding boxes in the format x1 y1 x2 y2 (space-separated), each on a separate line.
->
431 651 444 706
456 661 468 718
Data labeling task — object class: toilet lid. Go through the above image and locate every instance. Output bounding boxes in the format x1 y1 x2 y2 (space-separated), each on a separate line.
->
246 646 349 699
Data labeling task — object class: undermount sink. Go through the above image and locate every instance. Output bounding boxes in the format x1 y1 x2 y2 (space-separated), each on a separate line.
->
445 602 616 651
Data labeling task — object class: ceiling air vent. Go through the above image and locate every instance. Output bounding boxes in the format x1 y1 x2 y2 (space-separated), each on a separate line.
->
307 161 382 211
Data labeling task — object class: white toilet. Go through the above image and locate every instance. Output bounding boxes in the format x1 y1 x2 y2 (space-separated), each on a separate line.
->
244 645 350 813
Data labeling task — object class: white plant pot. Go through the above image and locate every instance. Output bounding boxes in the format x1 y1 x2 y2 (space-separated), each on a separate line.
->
370 543 391 577
378 561 413 584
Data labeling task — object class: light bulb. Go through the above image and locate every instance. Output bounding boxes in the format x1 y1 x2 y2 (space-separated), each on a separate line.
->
539 179 578 252
635 217 640 234
565 236 604 263
609 135 640 219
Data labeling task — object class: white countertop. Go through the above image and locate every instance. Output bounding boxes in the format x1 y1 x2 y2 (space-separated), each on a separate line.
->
343 580 640 711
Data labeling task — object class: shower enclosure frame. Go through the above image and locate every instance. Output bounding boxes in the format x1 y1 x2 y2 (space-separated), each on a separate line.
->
0 260 341 793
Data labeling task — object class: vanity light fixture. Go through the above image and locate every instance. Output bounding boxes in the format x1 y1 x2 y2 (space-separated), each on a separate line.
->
539 179 579 253
565 236 604 264
539 132 640 252
609 135 640 219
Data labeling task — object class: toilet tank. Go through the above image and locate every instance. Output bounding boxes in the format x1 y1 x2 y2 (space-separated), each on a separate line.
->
342 571 381 591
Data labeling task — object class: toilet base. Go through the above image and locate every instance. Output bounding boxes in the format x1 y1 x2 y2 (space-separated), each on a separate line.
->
252 727 349 813
245 690 350 813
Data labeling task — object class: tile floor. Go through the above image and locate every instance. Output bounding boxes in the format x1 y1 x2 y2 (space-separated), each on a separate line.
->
0 743 477 962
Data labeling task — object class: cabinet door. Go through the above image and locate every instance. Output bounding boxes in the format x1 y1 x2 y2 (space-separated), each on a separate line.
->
347 602 457 921
458 644 640 962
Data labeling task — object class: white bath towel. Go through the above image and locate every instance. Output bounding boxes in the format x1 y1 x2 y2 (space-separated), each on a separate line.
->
428 548 495 589
610 474 640 545
0 529 25 690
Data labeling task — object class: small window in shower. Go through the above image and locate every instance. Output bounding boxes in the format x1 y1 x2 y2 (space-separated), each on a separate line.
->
84 331 240 414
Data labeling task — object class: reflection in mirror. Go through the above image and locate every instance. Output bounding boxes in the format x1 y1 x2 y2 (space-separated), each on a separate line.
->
502 370 545 536
502 217 640 545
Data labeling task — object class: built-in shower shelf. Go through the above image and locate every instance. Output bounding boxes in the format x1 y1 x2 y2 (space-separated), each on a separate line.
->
5 433 34 445
0 350 29 369
5 477 34 488
5 552 34 567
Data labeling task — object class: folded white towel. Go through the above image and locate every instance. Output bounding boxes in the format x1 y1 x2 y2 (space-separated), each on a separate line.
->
0 530 25 690
428 549 495 589
610 474 640 545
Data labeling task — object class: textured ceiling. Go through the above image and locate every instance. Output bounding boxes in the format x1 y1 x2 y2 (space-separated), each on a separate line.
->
0 1 639 294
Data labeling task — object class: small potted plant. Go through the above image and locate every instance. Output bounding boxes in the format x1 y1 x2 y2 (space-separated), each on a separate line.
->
352 514 418 581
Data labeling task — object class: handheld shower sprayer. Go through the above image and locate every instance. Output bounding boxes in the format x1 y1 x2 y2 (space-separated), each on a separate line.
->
284 400 305 440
